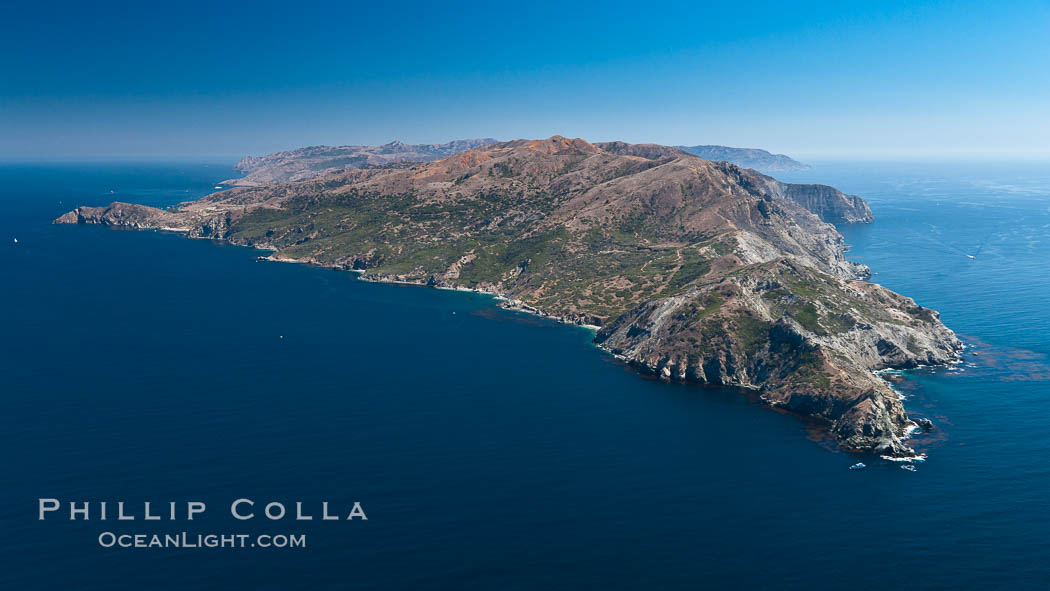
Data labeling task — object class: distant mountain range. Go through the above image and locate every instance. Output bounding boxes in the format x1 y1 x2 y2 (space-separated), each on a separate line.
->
225 139 808 186
676 145 810 172
227 138 499 186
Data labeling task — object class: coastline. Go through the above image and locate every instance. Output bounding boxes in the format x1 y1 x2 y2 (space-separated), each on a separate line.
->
215 231 945 457
59 217 958 457
261 251 602 331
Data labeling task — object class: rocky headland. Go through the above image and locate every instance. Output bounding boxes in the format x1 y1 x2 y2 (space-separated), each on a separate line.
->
56 136 960 456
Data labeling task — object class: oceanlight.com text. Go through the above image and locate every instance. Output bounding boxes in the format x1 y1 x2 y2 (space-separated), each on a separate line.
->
97 531 307 549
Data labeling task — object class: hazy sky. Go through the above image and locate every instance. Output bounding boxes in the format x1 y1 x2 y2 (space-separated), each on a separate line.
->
2 0 1048 160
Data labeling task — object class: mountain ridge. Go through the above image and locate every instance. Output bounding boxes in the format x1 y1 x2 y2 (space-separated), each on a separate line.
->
226 138 500 186
226 139 811 186
676 145 810 172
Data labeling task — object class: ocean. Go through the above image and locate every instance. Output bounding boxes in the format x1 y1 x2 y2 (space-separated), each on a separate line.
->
2 160 1048 589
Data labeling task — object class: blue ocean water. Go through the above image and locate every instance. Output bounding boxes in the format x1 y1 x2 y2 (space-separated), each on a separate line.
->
1 161 1049 589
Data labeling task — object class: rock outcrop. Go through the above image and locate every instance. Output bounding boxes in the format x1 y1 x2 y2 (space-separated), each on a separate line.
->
774 183 873 224
54 202 191 231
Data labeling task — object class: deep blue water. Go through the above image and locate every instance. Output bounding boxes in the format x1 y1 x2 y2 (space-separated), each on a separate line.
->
2 161 1049 589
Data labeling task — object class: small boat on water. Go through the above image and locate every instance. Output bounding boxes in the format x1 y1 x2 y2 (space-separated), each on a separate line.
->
849 463 866 471
13 237 17 243
901 465 917 472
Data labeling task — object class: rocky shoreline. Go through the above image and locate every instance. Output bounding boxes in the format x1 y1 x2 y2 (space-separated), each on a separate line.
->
231 245 961 455
260 251 605 329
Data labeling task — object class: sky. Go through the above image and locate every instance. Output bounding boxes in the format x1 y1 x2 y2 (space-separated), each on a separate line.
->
2 0 1048 160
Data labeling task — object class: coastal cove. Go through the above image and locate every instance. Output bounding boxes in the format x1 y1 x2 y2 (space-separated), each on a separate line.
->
263 250 604 330
3 161 1050 589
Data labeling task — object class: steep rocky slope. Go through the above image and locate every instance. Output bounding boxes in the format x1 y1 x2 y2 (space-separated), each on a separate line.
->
597 258 957 453
56 136 959 456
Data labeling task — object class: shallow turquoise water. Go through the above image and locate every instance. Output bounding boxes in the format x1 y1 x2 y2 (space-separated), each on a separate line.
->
1 161 1048 589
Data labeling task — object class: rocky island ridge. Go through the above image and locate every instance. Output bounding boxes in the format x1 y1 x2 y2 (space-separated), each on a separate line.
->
675 144 810 172
56 136 961 456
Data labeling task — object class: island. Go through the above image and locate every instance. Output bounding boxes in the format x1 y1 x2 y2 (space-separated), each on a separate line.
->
56 136 960 456
676 145 810 172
